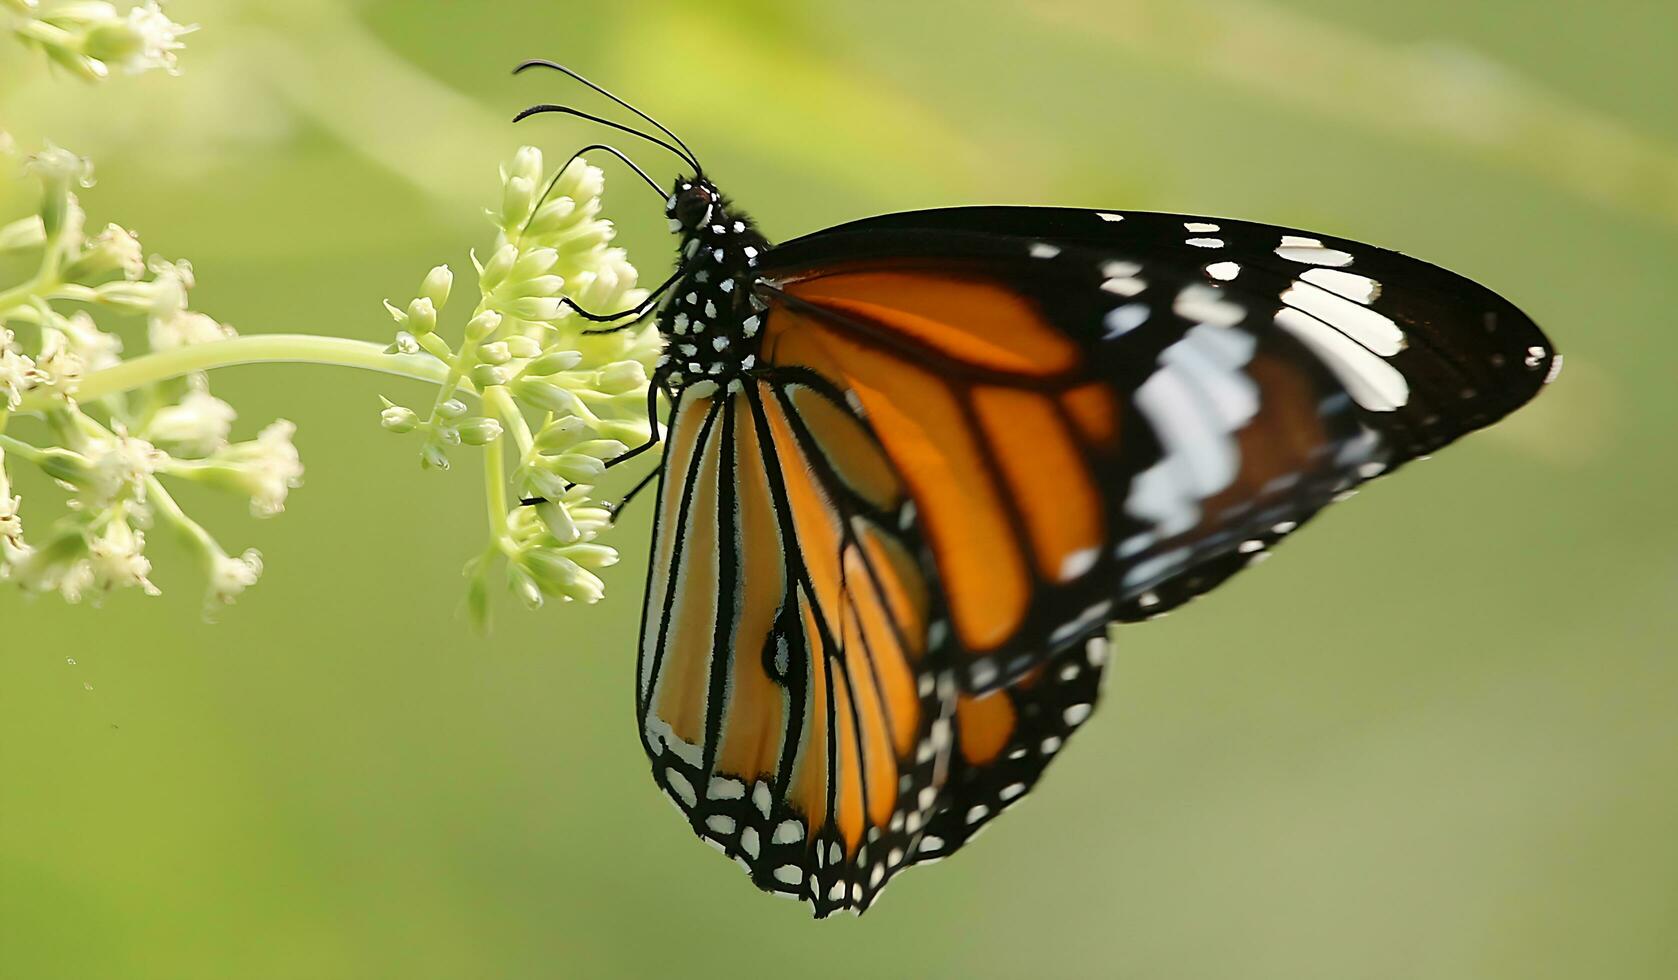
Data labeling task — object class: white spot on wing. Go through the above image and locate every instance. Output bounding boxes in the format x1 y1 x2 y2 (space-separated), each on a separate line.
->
1173 284 1245 328
1274 307 1410 411
1104 303 1150 337
1301 267 1381 304
1276 237 1355 267
1281 282 1405 355
1059 547 1099 580
666 770 697 807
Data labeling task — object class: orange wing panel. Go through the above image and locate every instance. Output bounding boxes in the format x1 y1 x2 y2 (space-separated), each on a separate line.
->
788 592 832 832
714 398 788 781
972 385 1106 583
652 405 724 745
787 271 1080 377
954 689 1017 766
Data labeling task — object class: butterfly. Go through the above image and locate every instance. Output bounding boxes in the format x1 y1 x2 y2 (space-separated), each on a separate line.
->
513 61 1560 917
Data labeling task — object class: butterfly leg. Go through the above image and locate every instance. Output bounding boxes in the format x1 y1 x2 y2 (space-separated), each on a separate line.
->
570 266 685 329
607 464 662 522
603 372 671 468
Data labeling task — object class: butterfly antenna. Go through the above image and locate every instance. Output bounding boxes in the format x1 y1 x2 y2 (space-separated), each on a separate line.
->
516 143 666 244
515 59 702 176
514 104 697 177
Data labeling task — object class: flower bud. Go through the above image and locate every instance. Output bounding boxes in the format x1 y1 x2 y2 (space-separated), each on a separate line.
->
478 341 511 366
524 350 583 376
513 247 559 280
501 176 536 227
380 403 419 433
420 264 453 310
405 297 437 335
505 336 541 359
465 310 502 343
437 398 469 420
506 145 544 189
420 440 450 471
507 563 544 610
563 543 620 569
37 448 97 490
0 215 45 253
520 466 570 504
528 498 579 544
548 452 606 485
525 197 578 237
505 296 562 321
534 416 586 451
456 417 503 446
594 359 648 395
477 243 519 291
470 363 509 388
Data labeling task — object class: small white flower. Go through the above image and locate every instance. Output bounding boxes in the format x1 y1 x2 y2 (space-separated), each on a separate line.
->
207 548 263 608
67 222 145 280
146 389 236 456
79 1 196 76
86 431 165 503
0 492 22 545
218 420 304 517
56 311 123 372
149 309 233 349
0 339 44 410
86 520 159 597
24 144 94 191
33 327 86 391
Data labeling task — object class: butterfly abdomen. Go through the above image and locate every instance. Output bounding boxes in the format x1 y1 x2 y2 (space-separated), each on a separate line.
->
657 179 772 388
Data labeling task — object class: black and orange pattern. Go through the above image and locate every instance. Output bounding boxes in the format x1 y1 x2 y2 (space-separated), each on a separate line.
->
631 180 1557 916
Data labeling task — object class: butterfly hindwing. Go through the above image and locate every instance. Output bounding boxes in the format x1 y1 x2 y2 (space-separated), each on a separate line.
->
636 376 955 917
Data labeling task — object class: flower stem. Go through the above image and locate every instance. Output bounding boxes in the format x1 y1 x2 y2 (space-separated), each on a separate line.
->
480 386 515 541
13 334 454 415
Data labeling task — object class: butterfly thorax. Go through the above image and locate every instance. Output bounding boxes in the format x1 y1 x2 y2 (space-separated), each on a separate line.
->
655 178 772 389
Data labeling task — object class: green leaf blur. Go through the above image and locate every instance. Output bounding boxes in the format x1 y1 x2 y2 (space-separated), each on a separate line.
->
2 1 1673 977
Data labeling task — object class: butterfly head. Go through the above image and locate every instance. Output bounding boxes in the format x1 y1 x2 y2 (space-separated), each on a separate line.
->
667 178 722 238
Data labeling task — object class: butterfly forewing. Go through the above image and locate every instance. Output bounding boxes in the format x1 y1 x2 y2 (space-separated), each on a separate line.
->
755 207 1556 690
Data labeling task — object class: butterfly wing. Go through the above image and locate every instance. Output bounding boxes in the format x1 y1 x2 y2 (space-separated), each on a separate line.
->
755 206 1557 690
748 207 1556 858
636 375 954 917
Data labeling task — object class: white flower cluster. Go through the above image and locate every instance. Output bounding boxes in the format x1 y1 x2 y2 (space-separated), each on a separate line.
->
0 142 300 610
382 146 661 626
4 0 194 80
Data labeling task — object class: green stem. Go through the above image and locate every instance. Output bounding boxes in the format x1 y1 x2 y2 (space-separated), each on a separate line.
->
13 334 453 414
0 276 45 315
0 431 45 462
480 386 515 541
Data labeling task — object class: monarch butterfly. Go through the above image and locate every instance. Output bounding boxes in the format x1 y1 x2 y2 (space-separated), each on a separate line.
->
513 61 1560 917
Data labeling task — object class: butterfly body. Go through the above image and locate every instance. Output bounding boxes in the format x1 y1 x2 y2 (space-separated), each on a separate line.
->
654 179 772 387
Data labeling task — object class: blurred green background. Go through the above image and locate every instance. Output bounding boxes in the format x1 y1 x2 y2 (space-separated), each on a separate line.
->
2 1 1674 977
